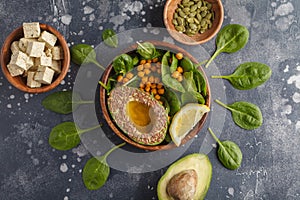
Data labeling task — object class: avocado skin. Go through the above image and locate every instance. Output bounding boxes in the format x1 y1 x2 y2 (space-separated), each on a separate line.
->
157 153 212 200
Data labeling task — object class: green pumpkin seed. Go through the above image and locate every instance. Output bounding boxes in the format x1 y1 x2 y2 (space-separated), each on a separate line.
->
207 3 212 9
174 12 179 19
205 13 212 20
182 0 190 4
179 10 187 18
189 12 197 17
190 5 198 12
197 1 202 8
200 20 206 27
178 4 184 9
196 13 202 21
177 17 184 26
200 6 207 12
194 18 200 24
187 18 194 23
189 23 198 30
172 19 178 26
201 10 207 17
175 25 185 32
183 7 190 14
176 8 181 12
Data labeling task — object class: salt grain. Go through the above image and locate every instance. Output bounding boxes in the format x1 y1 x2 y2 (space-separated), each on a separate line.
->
60 163 68 173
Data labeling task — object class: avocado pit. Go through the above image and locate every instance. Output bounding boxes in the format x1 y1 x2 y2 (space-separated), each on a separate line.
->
166 169 198 200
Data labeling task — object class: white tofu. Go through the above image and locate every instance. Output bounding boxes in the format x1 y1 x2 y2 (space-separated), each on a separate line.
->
35 56 52 67
50 60 62 73
38 31 57 48
23 22 40 38
27 71 41 88
52 46 64 60
26 41 45 57
34 66 55 84
18 38 37 52
10 41 20 54
7 64 24 77
9 50 29 70
26 57 35 70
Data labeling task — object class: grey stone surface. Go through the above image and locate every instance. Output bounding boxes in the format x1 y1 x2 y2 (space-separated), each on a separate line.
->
0 0 300 199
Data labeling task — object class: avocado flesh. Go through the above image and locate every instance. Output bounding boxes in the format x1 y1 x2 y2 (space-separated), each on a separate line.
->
157 153 212 200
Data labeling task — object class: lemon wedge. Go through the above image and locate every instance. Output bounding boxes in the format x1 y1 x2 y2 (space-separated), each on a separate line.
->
169 103 210 146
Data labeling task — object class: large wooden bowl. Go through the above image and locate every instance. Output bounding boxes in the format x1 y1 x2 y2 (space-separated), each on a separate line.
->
1 23 70 93
100 41 211 151
164 0 224 45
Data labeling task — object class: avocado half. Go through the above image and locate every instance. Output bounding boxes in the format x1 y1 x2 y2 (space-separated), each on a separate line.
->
157 153 212 200
107 86 168 145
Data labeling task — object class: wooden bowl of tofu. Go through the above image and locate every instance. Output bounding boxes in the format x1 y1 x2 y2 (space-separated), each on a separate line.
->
0 22 70 93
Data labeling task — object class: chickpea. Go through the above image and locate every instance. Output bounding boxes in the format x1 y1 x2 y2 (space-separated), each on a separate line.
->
154 77 160 84
149 76 155 83
157 83 163 89
140 60 146 65
146 81 152 87
177 75 183 82
139 83 145 89
172 71 181 79
138 71 145 77
144 68 151 75
126 72 134 79
117 75 123 82
137 64 144 71
176 66 184 74
151 88 157 95
151 83 157 89
175 52 183 60
123 77 129 83
147 59 152 63
152 57 159 63
151 65 157 72
144 63 151 69
154 94 161 100
141 76 148 84
158 88 165 95
145 85 151 92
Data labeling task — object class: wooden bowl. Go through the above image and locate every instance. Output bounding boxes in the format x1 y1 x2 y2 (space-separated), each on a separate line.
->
164 0 224 45
100 41 211 151
1 23 70 93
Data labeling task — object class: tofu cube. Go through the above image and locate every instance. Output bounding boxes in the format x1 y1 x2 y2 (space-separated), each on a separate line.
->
26 57 35 70
19 38 37 52
34 66 55 84
52 46 64 60
10 41 20 54
45 47 52 57
7 64 24 77
23 22 41 38
50 60 62 73
38 31 57 48
9 51 29 70
26 41 45 57
27 71 41 88
35 56 52 67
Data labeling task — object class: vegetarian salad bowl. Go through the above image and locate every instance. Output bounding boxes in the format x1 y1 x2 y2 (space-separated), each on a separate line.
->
100 41 211 151
1 22 70 93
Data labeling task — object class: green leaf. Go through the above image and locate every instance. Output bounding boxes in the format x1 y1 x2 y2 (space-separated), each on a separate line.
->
205 24 249 68
71 44 105 70
193 68 207 97
82 143 126 190
182 71 197 92
42 91 93 114
181 92 197 106
163 88 181 116
211 62 272 90
180 56 194 72
112 54 133 75
208 128 242 170
170 54 178 73
102 29 118 48
215 100 263 130
48 122 101 151
136 42 159 60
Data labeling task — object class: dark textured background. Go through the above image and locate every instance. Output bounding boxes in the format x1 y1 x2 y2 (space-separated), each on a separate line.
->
1 0 300 199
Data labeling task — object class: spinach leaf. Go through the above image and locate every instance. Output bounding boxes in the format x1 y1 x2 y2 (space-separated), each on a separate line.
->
182 71 197 92
161 51 185 93
208 128 242 170
211 62 272 90
215 99 263 130
181 92 197 106
193 68 207 97
102 29 118 48
112 54 133 75
71 44 105 70
136 42 160 60
160 96 170 114
49 122 102 150
99 76 116 95
132 56 139 66
205 24 249 68
163 87 181 116
42 91 93 114
82 142 126 190
180 57 194 72
170 54 178 73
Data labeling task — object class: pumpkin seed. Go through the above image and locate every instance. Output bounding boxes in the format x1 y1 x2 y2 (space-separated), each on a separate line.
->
183 7 190 14
190 5 198 12
201 10 207 17
194 18 200 25
187 18 194 23
175 25 185 32
182 0 189 4
197 1 202 8
179 10 187 18
177 17 184 26
205 13 212 20
172 19 178 26
189 12 197 17
189 23 198 30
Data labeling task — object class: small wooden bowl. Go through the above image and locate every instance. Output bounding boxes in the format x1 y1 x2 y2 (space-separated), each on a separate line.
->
100 41 211 151
164 0 224 45
0 23 70 93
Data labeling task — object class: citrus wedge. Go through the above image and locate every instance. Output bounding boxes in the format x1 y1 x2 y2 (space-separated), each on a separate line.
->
169 103 210 146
